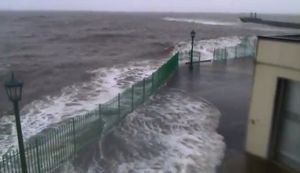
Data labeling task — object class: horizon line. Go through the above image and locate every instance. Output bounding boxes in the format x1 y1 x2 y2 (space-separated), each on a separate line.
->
0 9 300 15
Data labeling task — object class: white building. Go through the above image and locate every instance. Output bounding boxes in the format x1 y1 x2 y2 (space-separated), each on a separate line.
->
246 35 300 173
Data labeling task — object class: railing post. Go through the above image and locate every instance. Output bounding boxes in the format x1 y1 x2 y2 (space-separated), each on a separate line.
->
157 68 160 86
131 85 134 111
35 139 41 173
143 78 146 102
98 104 103 124
12 150 17 172
99 104 102 119
11 152 16 172
4 154 8 173
0 156 3 172
3 155 7 173
2 156 6 173
224 48 227 61
235 46 237 58
7 153 12 173
50 132 55 169
7 152 12 172
72 118 76 156
151 73 154 93
44 135 51 172
98 104 104 138
221 49 223 60
118 93 121 117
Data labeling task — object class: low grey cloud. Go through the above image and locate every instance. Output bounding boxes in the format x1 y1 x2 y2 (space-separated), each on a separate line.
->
0 0 299 14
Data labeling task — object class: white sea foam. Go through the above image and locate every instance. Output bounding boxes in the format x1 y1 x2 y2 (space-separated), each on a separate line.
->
115 90 225 173
173 36 243 63
69 90 225 173
0 36 242 161
163 17 300 33
164 17 237 26
0 59 166 156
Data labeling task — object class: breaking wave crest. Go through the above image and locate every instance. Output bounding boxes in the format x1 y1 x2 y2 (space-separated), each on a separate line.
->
0 36 240 165
115 90 225 173
163 17 237 26
173 36 244 62
65 90 225 173
0 59 166 156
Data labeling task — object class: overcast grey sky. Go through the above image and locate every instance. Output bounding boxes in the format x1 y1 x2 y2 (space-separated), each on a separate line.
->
0 0 300 14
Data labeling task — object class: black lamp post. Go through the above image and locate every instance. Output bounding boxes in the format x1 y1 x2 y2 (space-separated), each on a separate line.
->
190 30 196 71
4 72 27 173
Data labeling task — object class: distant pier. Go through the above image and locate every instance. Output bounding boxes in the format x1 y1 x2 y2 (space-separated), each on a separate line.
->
240 13 300 29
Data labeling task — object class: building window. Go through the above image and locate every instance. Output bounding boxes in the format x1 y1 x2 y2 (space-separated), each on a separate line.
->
275 79 300 171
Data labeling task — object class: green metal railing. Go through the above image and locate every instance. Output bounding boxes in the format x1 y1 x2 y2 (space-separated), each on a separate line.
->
213 37 257 61
0 53 179 173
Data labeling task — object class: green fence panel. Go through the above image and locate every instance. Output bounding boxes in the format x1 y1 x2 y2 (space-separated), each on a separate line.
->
213 37 257 62
0 52 179 173
133 80 144 106
119 87 132 118
144 76 153 98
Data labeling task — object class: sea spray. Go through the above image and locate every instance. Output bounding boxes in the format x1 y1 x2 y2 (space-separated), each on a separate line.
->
67 89 225 173
0 36 243 158
0 59 166 156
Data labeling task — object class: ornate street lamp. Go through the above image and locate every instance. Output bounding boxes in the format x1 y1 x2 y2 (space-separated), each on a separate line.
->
190 30 196 71
4 72 27 173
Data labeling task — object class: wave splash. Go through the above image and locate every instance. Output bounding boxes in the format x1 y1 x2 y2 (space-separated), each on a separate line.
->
163 17 237 26
0 36 242 163
173 36 244 62
0 59 166 156
65 90 225 173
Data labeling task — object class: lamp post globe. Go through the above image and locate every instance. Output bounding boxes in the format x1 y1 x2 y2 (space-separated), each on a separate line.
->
190 30 196 71
4 72 27 173
5 72 23 102
191 30 196 39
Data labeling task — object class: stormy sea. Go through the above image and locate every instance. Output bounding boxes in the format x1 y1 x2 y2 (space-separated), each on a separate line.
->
0 11 299 172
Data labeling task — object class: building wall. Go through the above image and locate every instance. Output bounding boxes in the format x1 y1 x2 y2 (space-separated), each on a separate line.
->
246 38 300 159
258 39 300 70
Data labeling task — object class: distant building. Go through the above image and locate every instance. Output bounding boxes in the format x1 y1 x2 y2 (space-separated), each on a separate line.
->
246 35 300 173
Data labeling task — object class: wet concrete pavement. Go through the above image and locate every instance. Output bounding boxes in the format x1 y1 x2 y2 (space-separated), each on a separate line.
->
167 58 254 173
